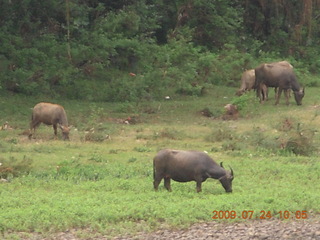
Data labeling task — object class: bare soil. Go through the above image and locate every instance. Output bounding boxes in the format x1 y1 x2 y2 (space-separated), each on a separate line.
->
12 217 319 240
114 218 320 240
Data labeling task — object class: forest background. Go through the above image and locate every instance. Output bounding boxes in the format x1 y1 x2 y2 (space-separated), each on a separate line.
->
1 0 320 102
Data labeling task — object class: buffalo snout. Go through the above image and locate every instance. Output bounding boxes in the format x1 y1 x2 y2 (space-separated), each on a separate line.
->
60 125 70 140
294 89 305 105
63 135 70 141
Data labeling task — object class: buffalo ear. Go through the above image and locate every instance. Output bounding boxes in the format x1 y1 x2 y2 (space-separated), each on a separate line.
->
220 162 224 168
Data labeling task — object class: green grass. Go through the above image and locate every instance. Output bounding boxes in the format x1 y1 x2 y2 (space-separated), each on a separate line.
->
0 87 319 239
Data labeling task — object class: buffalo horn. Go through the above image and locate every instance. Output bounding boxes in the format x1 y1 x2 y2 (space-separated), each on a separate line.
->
229 166 234 177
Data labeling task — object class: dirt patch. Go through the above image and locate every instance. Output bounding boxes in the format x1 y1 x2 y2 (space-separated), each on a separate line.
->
115 218 320 240
6 217 320 239
5 214 320 240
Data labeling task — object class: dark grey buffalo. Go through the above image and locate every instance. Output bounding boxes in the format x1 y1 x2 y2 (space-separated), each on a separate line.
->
255 61 304 105
29 102 70 140
153 149 234 193
236 69 268 101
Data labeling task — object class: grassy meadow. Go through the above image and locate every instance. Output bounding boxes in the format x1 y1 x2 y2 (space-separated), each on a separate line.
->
0 87 320 239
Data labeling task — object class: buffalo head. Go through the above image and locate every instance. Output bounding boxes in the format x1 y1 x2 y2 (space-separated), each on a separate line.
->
236 89 245 96
293 88 305 105
60 125 70 140
219 162 234 193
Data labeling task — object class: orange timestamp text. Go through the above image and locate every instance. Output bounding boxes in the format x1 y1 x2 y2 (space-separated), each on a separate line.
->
212 210 308 220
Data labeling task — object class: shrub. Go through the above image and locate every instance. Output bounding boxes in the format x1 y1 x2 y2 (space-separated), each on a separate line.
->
175 83 204 96
153 128 184 140
0 156 33 179
208 44 256 86
275 118 318 156
84 130 110 142
88 153 107 163
230 93 253 111
282 123 317 156
205 124 236 142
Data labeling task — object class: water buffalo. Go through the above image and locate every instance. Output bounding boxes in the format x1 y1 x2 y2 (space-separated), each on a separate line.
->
270 61 293 99
153 149 234 193
29 102 70 140
236 69 268 101
255 61 304 105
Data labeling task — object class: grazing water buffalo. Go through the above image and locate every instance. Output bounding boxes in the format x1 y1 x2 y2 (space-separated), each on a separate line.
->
153 149 234 193
255 61 304 105
29 102 70 140
236 69 268 101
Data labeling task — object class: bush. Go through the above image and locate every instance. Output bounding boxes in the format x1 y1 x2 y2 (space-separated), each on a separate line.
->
282 123 317 156
230 93 253 111
175 83 204 96
0 156 33 179
208 44 256 86
83 129 110 142
153 128 184 140
205 124 236 142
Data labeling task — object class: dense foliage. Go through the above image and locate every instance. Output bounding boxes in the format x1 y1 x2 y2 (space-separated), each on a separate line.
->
1 0 320 101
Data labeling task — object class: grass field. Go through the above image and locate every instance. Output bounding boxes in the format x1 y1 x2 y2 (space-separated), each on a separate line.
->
0 87 319 239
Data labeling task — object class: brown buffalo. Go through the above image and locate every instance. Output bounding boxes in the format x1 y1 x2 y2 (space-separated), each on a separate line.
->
236 69 268 101
153 149 234 193
255 61 304 105
29 102 70 140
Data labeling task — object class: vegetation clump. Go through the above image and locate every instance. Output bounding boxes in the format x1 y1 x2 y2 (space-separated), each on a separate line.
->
281 123 317 156
0 156 32 179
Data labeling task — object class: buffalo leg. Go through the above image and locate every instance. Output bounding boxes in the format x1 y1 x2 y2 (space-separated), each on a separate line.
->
194 176 203 192
196 181 202 193
263 86 268 101
153 174 163 191
257 87 263 103
53 124 58 139
275 88 282 105
29 121 41 139
260 84 268 101
164 177 172 192
257 85 266 104
285 90 290 105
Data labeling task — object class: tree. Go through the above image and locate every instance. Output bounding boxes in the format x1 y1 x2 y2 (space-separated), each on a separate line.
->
243 0 320 54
